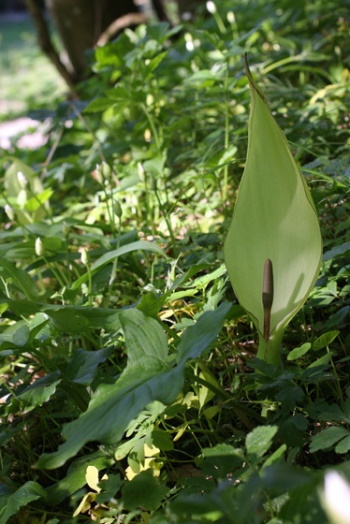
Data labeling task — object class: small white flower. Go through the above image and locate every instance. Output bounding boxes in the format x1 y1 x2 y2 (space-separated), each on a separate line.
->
322 470 350 524
35 237 44 257
17 171 28 188
227 11 235 24
206 1 216 14
137 162 145 178
4 204 14 221
81 248 88 266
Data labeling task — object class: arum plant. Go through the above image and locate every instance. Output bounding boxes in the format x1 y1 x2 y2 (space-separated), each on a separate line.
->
224 57 322 366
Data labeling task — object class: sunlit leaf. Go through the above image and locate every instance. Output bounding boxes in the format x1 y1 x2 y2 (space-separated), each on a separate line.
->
224 59 322 364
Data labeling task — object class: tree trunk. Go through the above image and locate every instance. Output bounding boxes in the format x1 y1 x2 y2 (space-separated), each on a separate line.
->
45 0 140 82
23 0 78 92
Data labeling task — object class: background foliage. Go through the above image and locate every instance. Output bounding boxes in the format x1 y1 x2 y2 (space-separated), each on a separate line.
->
0 0 349 522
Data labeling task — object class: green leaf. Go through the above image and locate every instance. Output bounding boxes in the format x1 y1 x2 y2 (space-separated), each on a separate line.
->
72 240 167 290
46 452 113 505
198 444 244 477
37 367 183 469
95 474 123 504
36 308 174 469
0 320 30 347
176 301 231 363
44 308 90 333
307 352 331 369
310 426 350 452
25 188 53 212
312 330 339 351
118 308 168 372
63 348 112 385
37 303 230 469
41 303 121 330
262 444 287 469
323 242 350 261
136 293 166 319
335 436 350 454
148 429 174 451
18 372 61 411
324 306 349 330
0 481 46 524
224 60 322 365
0 259 38 300
121 470 168 511
287 342 312 361
84 97 113 113
246 425 278 460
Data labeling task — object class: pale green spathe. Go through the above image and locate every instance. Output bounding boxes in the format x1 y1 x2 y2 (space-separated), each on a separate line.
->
224 62 322 364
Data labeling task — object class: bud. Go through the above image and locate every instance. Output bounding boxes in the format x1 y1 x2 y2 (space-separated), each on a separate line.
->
4 204 14 221
206 1 216 14
227 11 235 24
101 162 111 178
81 248 89 266
137 162 145 178
113 200 123 219
35 237 44 257
151 176 157 191
144 129 151 142
146 94 154 107
17 171 28 188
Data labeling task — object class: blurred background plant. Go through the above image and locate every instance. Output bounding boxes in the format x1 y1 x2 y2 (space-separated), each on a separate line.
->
0 0 349 522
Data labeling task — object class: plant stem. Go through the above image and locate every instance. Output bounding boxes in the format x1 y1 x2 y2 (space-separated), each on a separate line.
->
223 63 230 203
257 329 285 367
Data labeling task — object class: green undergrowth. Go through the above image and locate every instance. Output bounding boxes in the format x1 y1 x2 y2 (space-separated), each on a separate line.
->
0 0 349 522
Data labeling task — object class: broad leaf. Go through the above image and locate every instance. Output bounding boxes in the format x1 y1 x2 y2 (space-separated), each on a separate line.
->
62 347 112 385
121 469 168 511
310 426 350 453
0 320 30 348
224 59 322 364
118 309 168 372
198 444 244 477
18 371 61 411
0 259 38 300
46 452 113 505
37 302 230 469
0 481 46 524
246 425 278 460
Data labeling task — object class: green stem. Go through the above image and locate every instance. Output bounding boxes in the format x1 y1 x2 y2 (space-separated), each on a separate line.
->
141 103 161 151
154 186 176 245
223 64 230 203
257 329 285 367
86 263 93 306
327 345 343 402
